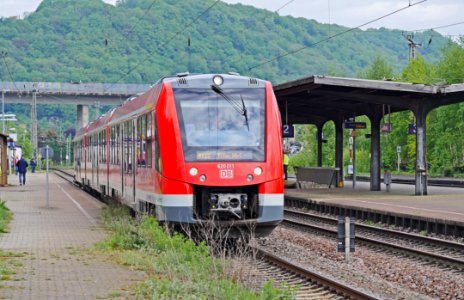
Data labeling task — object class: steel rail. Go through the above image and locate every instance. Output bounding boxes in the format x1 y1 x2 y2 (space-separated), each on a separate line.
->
284 210 464 271
254 247 379 300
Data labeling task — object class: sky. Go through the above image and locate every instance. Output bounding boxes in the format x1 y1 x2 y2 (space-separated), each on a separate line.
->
0 0 463 37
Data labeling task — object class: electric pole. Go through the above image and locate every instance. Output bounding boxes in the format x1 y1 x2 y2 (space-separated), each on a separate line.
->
403 32 421 61
1 90 4 134
31 83 38 159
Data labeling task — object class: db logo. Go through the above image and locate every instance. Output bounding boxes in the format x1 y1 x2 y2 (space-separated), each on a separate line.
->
220 169 234 179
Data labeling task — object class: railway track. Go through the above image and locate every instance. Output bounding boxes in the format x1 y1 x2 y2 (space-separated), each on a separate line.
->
284 209 464 272
244 247 378 300
52 168 76 184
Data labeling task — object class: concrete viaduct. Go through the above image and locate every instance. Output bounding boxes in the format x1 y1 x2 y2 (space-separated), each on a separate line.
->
0 81 150 129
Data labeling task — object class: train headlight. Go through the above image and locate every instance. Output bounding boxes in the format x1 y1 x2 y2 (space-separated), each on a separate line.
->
254 167 263 176
199 174 207 182
189 168 198 176
246 174 254 182
212 75 224 86
210 194 218 205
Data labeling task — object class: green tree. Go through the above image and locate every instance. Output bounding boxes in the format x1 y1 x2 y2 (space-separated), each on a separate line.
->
358 56 394 80
401 55 436 84
436 42 464 84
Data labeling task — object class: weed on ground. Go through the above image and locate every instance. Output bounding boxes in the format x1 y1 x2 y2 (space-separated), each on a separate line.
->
96 205 294 299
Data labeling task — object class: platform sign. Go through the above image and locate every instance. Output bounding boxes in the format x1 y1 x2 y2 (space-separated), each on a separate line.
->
282 124 294 138
41 147 54 159
408 124 417 135
382 123 392 133
344 122 366 129
347 164 353 174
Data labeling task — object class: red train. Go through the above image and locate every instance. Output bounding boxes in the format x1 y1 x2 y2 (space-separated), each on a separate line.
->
74 73 284 237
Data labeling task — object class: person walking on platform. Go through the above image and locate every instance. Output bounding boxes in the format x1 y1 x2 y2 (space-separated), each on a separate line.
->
283 150 289 180
30 158 37 173
16 157 28 186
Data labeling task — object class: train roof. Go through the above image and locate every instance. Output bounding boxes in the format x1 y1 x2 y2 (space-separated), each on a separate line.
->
87 108 116 135
158 73 268 89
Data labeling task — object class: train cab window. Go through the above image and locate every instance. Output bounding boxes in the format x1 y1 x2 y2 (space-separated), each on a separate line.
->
174 88 266 162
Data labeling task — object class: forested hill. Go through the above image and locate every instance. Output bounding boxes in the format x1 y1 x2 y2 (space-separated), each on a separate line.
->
0 0 450 85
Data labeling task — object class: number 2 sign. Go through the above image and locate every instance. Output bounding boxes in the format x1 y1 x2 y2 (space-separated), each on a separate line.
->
282 124 294 138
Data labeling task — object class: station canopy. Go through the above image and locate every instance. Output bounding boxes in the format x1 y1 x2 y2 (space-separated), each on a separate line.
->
274 75 464 125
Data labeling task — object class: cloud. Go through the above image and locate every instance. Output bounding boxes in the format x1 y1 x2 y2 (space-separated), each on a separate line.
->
222 0 464 36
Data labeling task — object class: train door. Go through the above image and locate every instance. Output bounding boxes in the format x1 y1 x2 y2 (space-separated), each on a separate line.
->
88 135 95 185
92 134 97 187
96 132 100 188
74 140 80 182
117 124 124 197
123 120 136 204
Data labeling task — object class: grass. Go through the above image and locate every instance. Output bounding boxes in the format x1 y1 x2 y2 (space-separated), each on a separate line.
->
96 205 295 299
419 230 428 236
0 201 16 281
0 201 12 233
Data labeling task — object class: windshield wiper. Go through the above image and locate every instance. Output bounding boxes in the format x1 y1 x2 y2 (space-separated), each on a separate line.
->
211 84 249 131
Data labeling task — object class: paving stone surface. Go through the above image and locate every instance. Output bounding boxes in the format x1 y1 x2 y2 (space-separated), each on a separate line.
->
286 179 464 222
0 172 146 299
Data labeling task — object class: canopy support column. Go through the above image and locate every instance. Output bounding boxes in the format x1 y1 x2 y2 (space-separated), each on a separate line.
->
369 108 382 191
414 105 430 195
316 122 324 167
335 115 344 187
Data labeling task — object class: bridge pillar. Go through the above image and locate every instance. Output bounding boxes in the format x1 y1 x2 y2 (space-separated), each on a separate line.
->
77 105 89 129
335 115 344 187
369 109 382 191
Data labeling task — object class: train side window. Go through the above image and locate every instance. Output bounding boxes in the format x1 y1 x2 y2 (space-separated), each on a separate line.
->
109 127 113 164
146 113 152 168
99 131 103 164
123 121 133 174
93 134 98 165
136 115 146 167
103 131 106 164
116 124 120 165
154 114 161 173
87 136 90 163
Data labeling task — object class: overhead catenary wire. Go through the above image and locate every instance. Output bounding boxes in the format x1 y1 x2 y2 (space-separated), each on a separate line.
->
107 0 221 89
411 20 464 33
248 0 427 71
275 0 297 14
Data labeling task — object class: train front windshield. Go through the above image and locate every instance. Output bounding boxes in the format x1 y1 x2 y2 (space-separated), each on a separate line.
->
174 88 265 162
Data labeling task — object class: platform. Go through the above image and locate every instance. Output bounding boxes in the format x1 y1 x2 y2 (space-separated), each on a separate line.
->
0 172 146 299
285 180 464 237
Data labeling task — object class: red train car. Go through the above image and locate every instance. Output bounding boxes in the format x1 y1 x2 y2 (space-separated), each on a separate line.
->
74 73 284 236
